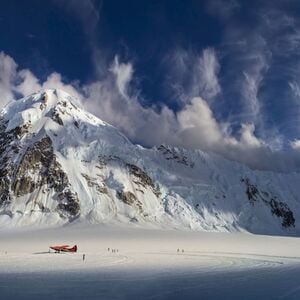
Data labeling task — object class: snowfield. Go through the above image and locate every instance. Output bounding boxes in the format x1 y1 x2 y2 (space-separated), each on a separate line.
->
1 225 300 300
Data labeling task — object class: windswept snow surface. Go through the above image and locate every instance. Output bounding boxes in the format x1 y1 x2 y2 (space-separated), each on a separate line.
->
0 226 300 300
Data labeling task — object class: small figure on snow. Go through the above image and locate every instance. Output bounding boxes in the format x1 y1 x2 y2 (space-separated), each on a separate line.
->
83 254 85 261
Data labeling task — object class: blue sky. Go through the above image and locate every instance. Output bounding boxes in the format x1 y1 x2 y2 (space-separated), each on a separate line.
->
2 0 300 171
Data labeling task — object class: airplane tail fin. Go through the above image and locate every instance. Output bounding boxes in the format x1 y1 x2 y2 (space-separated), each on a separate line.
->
71 245 77 252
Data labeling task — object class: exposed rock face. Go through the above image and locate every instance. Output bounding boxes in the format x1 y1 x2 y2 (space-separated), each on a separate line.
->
13 136 80 218
0 115 80 220
117 191 143 214
157 145 194 167
97 155 160 199
95 155 161 216
81 173 108 194
269 198 295 228
127 164 161 197
0 120 30 207
51 110 64 126
241 177 295 228
56 190 80 218
241 177 259 205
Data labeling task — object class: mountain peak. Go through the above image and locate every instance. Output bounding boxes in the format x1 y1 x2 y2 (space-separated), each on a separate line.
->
0 89 132 155
0 90 299 235
0 89 101 133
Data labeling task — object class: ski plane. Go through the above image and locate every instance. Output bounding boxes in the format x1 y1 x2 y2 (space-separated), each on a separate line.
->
50 244 77 253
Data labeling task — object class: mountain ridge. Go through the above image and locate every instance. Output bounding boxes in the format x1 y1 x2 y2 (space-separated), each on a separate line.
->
0 89 299 236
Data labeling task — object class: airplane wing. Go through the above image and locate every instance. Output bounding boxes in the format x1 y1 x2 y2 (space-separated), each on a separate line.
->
61 245 77 252
50 245 77 252
50 245 70 251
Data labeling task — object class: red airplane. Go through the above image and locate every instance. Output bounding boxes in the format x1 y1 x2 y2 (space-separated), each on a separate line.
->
50 245 77 253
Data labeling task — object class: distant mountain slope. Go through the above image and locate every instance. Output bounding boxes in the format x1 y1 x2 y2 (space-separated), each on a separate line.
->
0 89 299 235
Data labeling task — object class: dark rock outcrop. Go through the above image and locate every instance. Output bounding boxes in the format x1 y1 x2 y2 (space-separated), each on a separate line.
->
12 136 80 218
51 110 64 126
117 190 143 214
0 119 80 220
241 177 295 228
0 120 30 206
158 145 194 168
81 173 108 194
127 163 161 197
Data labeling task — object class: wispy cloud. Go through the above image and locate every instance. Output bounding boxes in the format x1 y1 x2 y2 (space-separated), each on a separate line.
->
3 1 300 172
221 26 271 127
0 52 18 106
110 56 133 99
0 52 82 107
3 51 300 172
241 46 270 120
165 47 221 104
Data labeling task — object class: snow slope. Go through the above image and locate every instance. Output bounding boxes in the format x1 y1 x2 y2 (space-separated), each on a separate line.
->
0 89 300 235
1 226 300 300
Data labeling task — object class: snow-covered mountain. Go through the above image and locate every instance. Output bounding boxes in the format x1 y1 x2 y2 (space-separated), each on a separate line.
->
0 89 299 235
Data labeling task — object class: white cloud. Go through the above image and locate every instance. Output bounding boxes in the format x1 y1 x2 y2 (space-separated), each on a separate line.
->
235 34 270 122
0 52 83 106
110 56 133 99
0 51 18 106
287 80 300 137
239 123 262 148
242 67 262 117
197 48 221 100
175 97 263 156
83 58 178 145
246 60 269 120
260 8 300 57
291 139 300 150
2 51 300 172
15 69 41 96
177 97 223 149
289 81 300 98
41 72 82 102
82 72 267 168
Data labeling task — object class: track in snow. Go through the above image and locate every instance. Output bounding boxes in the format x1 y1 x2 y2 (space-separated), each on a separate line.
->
1 250 300 300
1 226 300 299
